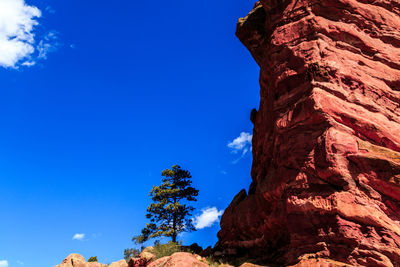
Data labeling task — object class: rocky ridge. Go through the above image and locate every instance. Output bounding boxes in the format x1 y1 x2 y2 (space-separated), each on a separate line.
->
55 254 127 267
55 250 264 267
216 0 400 266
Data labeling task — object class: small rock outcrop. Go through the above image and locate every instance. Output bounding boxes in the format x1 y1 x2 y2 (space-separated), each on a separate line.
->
55 254 87 267
55 254 127 267
128 247 155 267
216 0 400 266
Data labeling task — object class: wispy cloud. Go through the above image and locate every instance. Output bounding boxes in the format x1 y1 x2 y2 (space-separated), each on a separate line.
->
37 31 60 59
17 260 24 265
228 132 252 163
0 260 8 267
21 61 35 67
72 233 85 240
45 6 55 14
0 0 41 68
193 207 224 229
91 233 102 239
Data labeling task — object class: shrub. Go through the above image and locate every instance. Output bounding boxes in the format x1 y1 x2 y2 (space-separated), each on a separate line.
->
88 256 98 262
153 241 182 259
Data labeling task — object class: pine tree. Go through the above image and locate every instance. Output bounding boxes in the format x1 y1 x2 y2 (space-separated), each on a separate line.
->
133 165 199 243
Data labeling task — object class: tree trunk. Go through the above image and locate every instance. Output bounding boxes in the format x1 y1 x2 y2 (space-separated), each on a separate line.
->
172 194 177 243
172 232 176 243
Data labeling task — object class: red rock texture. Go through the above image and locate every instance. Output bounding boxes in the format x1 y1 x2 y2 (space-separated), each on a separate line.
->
147 252 209 267
216 0 400 266
128 257 150 267
127 246 156 267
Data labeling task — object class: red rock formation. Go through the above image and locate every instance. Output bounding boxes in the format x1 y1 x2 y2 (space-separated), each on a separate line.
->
128 246 156 267
216 0 400 266
147 252 209 267
128 257 150 267
55 254 128 267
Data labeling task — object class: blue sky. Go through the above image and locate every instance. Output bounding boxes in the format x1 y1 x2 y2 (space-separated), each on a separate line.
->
0 0 259 266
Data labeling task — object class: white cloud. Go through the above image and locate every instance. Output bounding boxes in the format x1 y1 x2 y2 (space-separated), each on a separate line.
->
0 260 8 267
0 0 41 68
228 132 252 155
193 207 224 229
228 132 253 163
21 61 35 67
72 233 85 240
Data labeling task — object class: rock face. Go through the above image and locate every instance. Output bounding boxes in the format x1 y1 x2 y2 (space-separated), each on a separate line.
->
216 0 400 266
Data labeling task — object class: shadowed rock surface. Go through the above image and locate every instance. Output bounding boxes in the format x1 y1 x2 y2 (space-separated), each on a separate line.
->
216 0 400 266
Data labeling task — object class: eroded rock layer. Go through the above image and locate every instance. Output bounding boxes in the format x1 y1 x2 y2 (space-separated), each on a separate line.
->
216 0 400 266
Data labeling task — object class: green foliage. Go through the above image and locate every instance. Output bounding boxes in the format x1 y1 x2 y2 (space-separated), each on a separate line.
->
153 241 182 259
124 248 140 262
88 256 98 262
133 165 199 243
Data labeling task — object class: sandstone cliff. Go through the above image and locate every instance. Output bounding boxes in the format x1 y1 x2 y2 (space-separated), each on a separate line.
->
216 0 400 266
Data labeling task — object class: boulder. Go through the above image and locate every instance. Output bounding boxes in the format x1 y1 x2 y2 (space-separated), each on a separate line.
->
128 257 150 267
147 252 209 267
127 246 155 266
182 243 203 255
288 258 354 267
108 260 128 267
55 255 122 267
139 247 155 262
217 0 400 265
55 254 87 267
